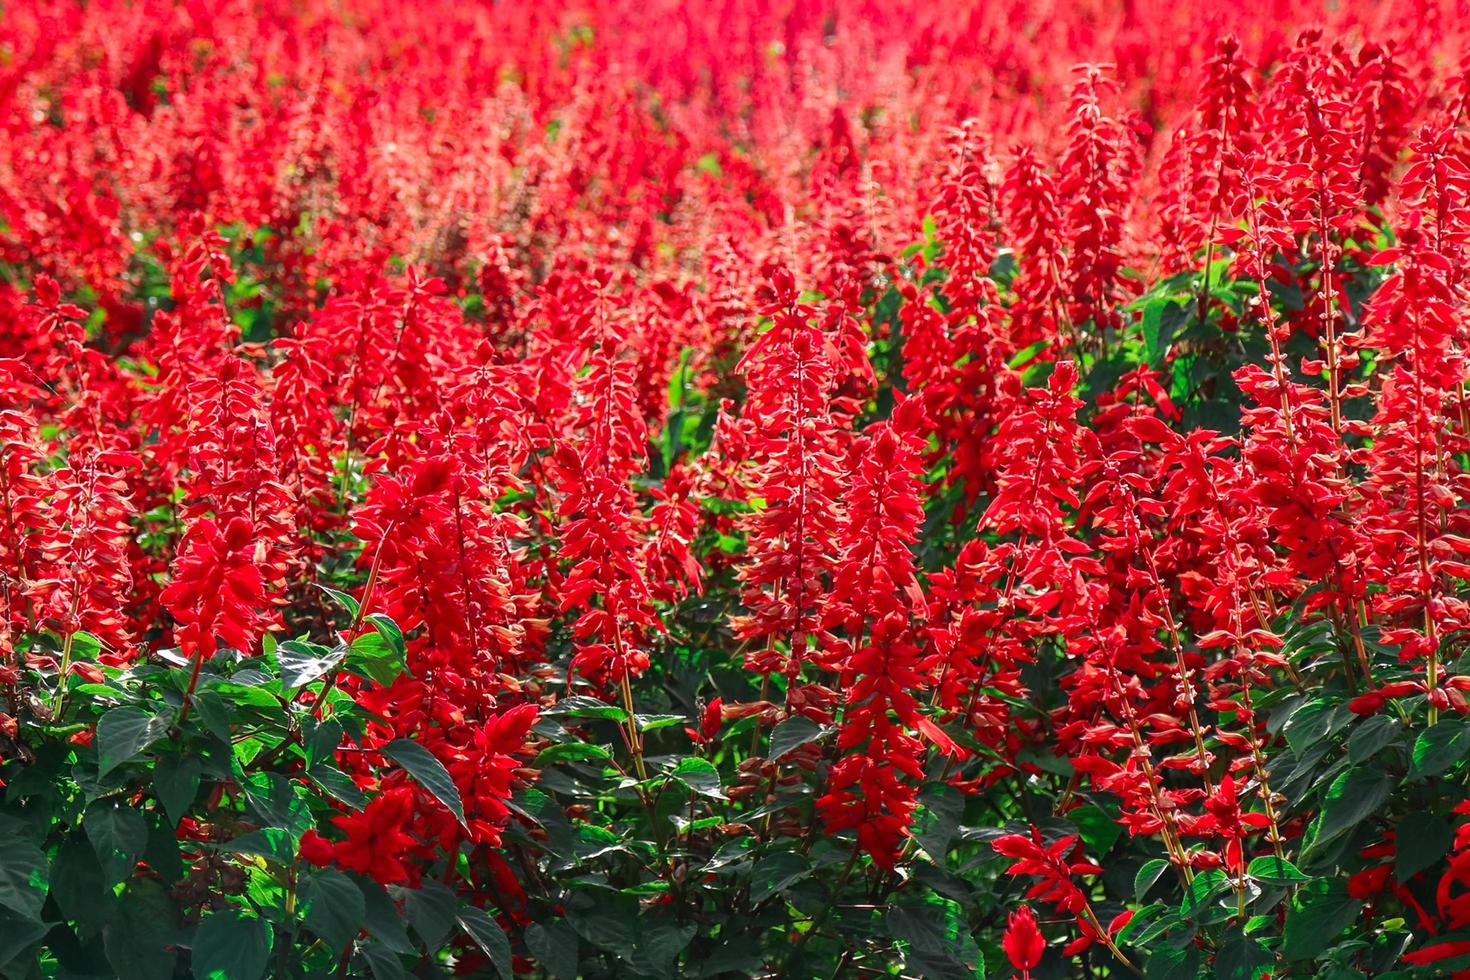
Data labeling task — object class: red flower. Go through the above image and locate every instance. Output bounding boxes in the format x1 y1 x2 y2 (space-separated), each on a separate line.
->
301 788 419 886
1003 905 1046 976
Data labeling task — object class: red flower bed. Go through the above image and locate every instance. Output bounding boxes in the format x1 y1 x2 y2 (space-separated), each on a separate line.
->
3 0 1470 976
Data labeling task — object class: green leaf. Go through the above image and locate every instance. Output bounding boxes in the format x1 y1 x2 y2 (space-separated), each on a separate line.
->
1116 904 1170 946
1140 295 1167 368
1410 720 1470 778
634 713 686 732
401 879 457 949
50 833 107 937
1247 855 1312 885
1347 716 1401 762
317 585 360 618
144 809 183 883
1215 932 1273 980
152 754 202 828
0 907 49 965
240 771 314 837
911 783 963 862
277 639 345 690
1181 868 1230 917
1284 699 1348 755
636 922 697 977
355 876 414 953
301 868 366 954
304 718 346 768
1135 858 1171 901
308 764 367 808
191 910 272 980
103 880 180 980
191 690 232 745
346 630 406 686
750 851 812 904
1282 879 1361 961
668 757 725 798
0 828 48 922
535 742 614 766
546 696 627 722
223 828 294 865
458 906 513 980
363 614 405 660
381 738 467 830
888 897 983 978
97 706 171 778
1071 803 1123 857
1146 944 1203 980
1396 811 1452 883
768 716 823 761
1312 768 1391 852
565 889 638 957
525 921 580 980
358 942 410 980
84 799 148 886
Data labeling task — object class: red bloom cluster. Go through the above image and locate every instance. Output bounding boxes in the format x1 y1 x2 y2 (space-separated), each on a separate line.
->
8 0 1470 974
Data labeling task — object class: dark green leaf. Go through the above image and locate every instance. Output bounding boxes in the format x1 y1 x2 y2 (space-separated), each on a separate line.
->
546 696 627 722
103 880 180 980
152 754 201 828
1146 944 1204 980
0 908 49 965
1215 932 1273 980
1072 803 1123 857
191 910 272 980
1312 768 1391 852
565 889 638 957
768 716 823 761
911 783 963 862
668 757 725 798
358 941 410 980
525 921 580 980
308 764 367 809
240 771 313 837
750 851 812 904
636 922 697 977
301 868 366 954
535 742 614 765
381 738 467 829
223 828 294 865
354 875 414 953
459 906 514 980
1282 879 1361 961
97 707 171 778
0 828 47 922
888 897 983 978
401 879 457 949
1396 811 1453 883
1347 716 1400 763
50 834 107 937
84 799 148 887
1135 858 1171 901
1247 855 1311 885
317 585 360 618
1181 868 1230 917
1411 720 1470 778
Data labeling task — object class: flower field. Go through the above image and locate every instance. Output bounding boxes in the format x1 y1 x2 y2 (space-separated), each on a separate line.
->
7 0 1470 976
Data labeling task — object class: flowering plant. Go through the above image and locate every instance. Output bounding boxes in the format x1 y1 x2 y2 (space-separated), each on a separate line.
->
4 1 1470 978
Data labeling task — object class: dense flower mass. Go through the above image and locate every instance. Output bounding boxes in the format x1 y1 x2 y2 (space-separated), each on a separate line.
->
7 0 1470 976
